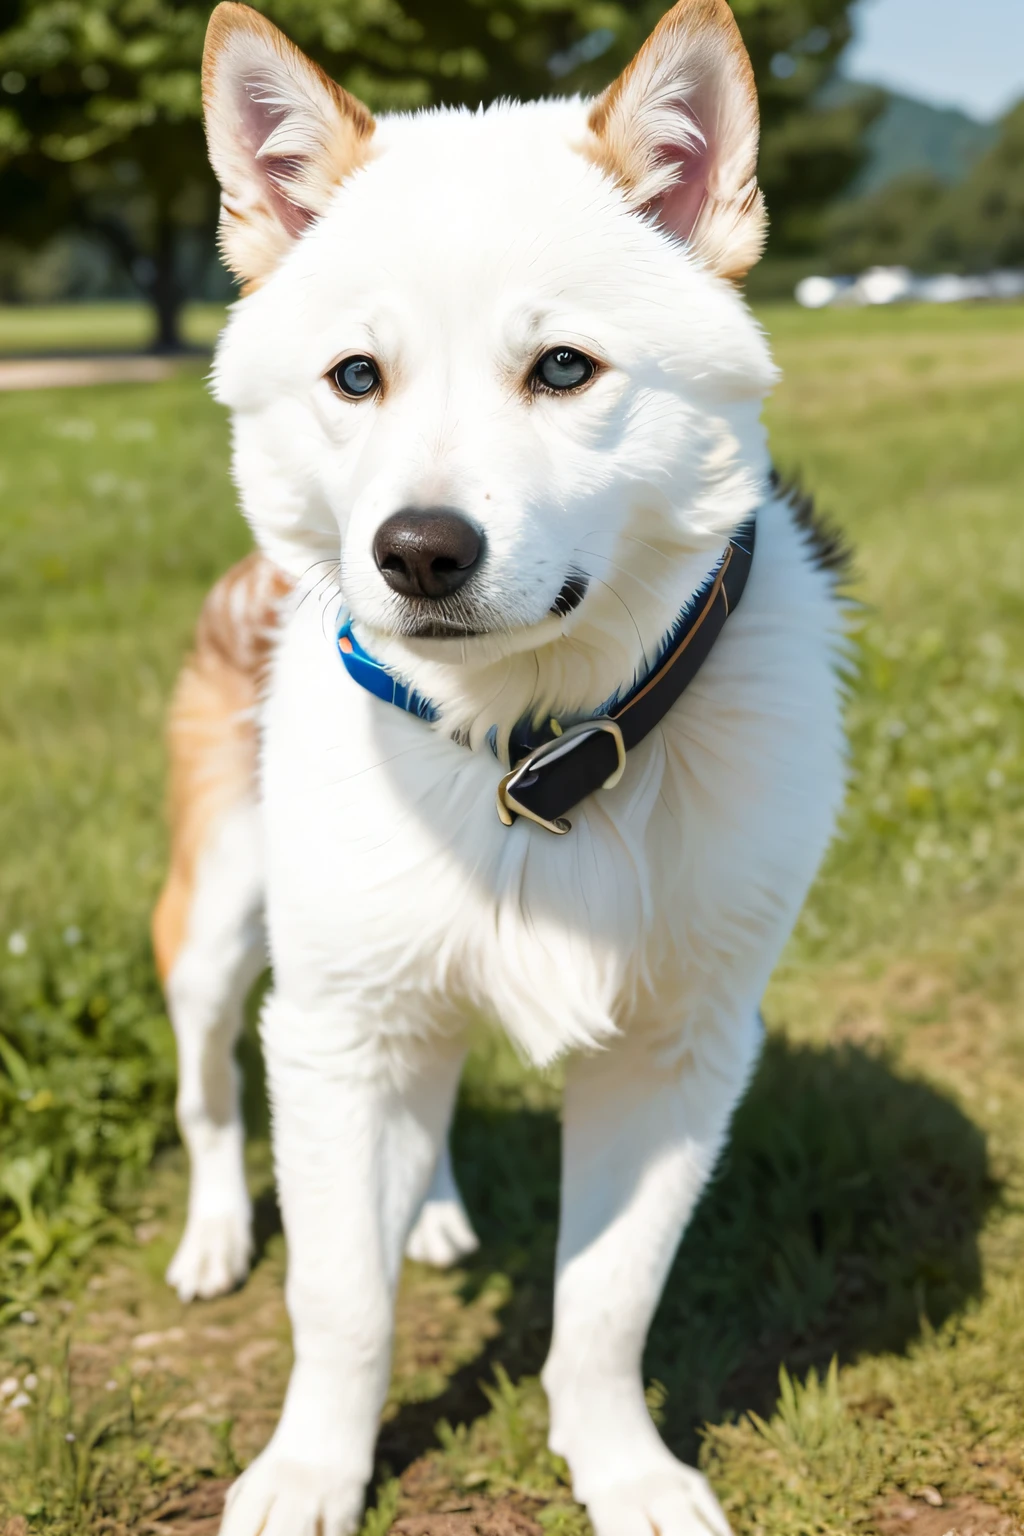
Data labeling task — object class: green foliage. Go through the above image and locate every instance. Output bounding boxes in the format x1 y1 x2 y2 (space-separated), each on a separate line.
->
701 1358 880 1535
430 1370 583 1518
0 0 628 341
0 0 874 335
750 1359 845 1460
360 1476 402 1536
932 99 1024 271
826 97 1024 274
823 168 946 274
0 926 177 1320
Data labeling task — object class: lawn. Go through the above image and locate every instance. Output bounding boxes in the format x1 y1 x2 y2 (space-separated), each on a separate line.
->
1 300 1023 1536
0 303 226 355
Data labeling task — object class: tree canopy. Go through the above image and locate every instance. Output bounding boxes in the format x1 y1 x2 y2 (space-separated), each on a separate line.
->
0 0 872 346
0 0 629 343
826 98 1024 275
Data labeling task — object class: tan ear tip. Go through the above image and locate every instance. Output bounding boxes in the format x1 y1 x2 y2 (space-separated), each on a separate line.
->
204 1 262 53
209 0 257 22
203 3 234 54
202 1 263 89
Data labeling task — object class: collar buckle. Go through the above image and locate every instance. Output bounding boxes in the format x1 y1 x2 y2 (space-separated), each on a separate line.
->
496 717 626 833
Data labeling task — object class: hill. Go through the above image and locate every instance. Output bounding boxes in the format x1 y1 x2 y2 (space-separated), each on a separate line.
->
821 79 998 195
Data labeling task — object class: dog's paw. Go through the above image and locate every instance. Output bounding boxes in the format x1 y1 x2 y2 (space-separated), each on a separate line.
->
166 1209 252 1302
405 1195 479 1268
586 1468 731 1536
219 1451 364 1536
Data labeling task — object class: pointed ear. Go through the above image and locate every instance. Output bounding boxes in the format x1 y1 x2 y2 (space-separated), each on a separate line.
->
586 0 765 281
202 2 375 285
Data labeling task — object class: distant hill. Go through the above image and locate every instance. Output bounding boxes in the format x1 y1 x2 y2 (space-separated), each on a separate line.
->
821 80 999 196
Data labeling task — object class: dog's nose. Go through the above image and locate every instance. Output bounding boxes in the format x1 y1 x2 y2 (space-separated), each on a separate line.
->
373 508 484 600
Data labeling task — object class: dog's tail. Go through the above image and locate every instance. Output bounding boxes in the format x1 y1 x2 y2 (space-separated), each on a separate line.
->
151 552 292 983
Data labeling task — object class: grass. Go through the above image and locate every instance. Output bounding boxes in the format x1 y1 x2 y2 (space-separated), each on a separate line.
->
1 300 1023 1536
0 302 226 355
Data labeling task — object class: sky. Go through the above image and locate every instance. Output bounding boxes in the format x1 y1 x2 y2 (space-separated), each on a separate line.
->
843 0 1024 120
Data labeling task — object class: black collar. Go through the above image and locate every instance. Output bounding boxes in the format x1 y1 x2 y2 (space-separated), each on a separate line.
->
495 516 756 833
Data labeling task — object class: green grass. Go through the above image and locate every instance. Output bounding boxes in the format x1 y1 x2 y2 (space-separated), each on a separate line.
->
1 301 1024 1536
0 302 226 355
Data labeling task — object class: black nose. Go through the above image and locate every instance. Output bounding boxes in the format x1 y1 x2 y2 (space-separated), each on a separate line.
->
373 508 484 600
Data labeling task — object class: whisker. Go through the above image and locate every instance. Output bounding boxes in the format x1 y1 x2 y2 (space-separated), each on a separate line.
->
326 743 428 782
585 573 648 673
575 529 680 566
473 655 516 730
296 561 341 616
572 547 666 604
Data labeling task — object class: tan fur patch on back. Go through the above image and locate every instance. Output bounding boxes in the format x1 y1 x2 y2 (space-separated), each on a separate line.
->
152 554 293 980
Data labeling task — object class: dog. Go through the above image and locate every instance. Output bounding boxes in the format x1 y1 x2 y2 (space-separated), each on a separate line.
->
151 2 847 1532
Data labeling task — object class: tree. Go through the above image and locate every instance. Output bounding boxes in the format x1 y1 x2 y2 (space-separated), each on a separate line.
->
824 171 946 274
823 97 1024 275
0 0 629 349
0 0 872 347
931 99 1024 271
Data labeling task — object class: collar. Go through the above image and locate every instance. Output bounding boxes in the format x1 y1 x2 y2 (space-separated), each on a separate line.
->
337 619 439 723
337 514 756 834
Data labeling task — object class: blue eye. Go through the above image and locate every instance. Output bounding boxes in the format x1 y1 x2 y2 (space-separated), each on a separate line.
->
332 355 381 399
532 347 596 393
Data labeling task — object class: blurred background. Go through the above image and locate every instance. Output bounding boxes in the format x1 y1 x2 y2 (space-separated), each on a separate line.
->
0 0 1021 342
2 4 1024 1534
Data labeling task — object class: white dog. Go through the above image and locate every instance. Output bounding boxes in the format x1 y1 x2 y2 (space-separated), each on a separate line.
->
151 2 846 1532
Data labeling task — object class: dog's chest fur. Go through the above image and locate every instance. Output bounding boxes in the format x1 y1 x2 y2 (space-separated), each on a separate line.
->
260 490 845 1068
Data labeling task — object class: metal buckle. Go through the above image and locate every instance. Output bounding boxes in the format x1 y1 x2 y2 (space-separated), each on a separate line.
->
495 718 627 833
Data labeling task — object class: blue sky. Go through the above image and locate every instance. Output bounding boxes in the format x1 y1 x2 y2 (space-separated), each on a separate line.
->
843 0 1024 120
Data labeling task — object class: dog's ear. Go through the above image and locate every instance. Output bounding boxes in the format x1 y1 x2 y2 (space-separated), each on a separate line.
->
586 0 765 281
203 2 375 285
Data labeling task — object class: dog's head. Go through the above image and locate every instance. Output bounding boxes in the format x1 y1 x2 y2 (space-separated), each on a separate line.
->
207 0 776 741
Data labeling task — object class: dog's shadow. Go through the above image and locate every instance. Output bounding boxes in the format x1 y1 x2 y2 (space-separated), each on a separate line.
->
239 1024 992 1471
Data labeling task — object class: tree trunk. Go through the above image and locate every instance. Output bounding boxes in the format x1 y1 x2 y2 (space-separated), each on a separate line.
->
148 217 184 354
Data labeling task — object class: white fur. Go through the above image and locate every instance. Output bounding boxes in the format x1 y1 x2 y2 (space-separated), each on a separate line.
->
195 28 846 1536
165 800 264 1302
405 1142 480 1268
166 810 479 1300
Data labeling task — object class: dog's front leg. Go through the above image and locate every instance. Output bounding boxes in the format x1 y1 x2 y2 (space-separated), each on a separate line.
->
542 1014 761 1536
219 991 464 1536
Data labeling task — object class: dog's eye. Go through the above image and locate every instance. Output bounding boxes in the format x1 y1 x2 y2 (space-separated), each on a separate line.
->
331 356 381 399
531 348 596 394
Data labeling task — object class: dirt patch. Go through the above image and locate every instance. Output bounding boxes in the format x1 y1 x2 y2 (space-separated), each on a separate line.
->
137 1482 548 1536
392 1501 543 1536
390 1460 547 1536
875 1492 1024 1536
0 356 180 391
141 1478 231 1534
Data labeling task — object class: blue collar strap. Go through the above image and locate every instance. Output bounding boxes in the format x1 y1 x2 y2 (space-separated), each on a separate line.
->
337 619 438 722
337 515 756 833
